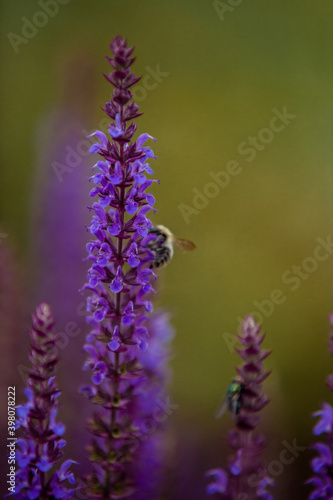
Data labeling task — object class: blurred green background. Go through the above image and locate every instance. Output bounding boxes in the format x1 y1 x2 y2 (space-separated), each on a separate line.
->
1 0 332 497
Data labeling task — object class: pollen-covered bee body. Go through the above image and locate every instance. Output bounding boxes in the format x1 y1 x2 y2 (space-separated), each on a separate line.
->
147 224 195 269
146 225 174 269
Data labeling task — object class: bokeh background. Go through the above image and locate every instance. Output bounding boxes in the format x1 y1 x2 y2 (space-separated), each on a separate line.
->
1 1 332 498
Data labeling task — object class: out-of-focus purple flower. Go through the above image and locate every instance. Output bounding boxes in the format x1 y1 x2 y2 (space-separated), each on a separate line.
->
311 443 333 473
206 315 273 499
306 316 333 499
14 303 78 499
82 36 171 498
256 476 275 500
205 469 228 495
131 311 175 498
313 403 333 436
30 52 97 467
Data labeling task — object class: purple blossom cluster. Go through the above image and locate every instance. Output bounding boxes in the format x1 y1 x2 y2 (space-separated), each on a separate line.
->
206 315 274 500
306 315 333 499
14 303 77 499
81 36 165 498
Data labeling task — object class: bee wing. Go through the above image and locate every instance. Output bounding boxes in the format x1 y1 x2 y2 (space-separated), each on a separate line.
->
215 395 228 420
172 237 196 252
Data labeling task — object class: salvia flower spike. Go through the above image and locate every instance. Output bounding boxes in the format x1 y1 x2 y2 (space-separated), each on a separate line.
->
15 303 77 499
206 315 274 500
82 36 162 498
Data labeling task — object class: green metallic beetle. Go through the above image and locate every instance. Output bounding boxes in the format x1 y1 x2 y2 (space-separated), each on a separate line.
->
216 377 245 419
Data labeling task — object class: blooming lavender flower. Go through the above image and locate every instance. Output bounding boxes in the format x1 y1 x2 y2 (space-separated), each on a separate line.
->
14 303 77 499
306 315 333 499
206 315 273 500
81 36 164 498
30 53 95 464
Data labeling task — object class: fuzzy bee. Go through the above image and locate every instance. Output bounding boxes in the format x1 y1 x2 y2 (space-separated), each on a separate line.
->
146 225 196 269
216 378 245 419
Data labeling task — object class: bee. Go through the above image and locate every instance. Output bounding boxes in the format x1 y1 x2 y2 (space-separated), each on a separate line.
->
146 225 196 269
216 378 245 419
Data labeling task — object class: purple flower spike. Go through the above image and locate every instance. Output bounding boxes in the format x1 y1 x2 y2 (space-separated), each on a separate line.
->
206 315 273 499
82 36 171 498
14 303 78 499
306 316 333 499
